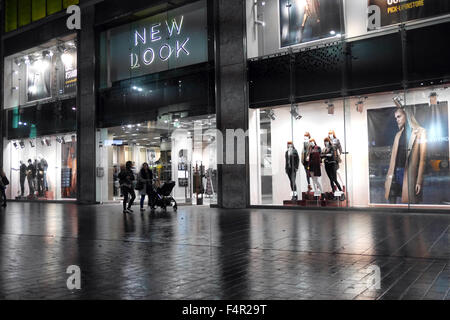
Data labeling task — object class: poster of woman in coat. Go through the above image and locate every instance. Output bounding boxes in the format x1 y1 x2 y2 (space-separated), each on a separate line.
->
367 98 449 205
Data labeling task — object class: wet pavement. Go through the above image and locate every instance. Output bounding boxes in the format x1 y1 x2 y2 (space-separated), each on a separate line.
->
0 202 448 300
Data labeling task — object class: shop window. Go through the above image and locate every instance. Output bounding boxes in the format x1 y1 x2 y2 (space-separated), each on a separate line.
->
3 37 77 109
249 86 450 209
3 133 77 201
32 0 47 22
249 100 348 207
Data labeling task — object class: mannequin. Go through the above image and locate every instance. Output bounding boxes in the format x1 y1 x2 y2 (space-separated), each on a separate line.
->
285 141 299 200
328 130 344 187
307 139 322 194
39 155 48 192
37 161 44 196
26 159 36 197
322 137 342 192
301 132 312 191
19 161 27 197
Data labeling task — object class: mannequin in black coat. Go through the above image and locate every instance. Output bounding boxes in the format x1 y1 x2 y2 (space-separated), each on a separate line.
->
285 142 300 200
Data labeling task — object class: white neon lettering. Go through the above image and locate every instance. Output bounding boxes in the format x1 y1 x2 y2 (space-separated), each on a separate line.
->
143 48 155 65
130 53 140 69
135 29 146 46
159 44 173 61
176 38 190 57
151 23 162 42
166 16 184 37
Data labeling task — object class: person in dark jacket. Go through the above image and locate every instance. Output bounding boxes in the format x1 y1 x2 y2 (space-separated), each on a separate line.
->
118 161 136 213
0 168 8 207
138 163 153 211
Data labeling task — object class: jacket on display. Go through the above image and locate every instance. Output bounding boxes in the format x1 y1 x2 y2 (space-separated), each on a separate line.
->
321 145 339 164
285 148 299 172
308 146 322 176
385 125 427 204
301 142 309 166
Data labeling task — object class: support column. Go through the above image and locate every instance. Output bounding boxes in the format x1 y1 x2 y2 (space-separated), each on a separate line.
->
77 4 97 204
216 0 248 208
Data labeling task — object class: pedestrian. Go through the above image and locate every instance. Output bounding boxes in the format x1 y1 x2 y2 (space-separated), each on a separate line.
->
138 163 153 211
118 161 136 213
0 168 9 207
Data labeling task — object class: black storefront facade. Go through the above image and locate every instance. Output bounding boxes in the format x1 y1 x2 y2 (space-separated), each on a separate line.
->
1 0 450 211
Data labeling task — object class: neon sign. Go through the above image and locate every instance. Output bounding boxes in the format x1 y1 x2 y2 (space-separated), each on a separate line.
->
130 16 191 69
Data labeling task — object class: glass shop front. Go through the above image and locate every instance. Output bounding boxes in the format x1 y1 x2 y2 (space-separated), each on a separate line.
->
249 87 450 209
2 35 78 201
96 0 217 206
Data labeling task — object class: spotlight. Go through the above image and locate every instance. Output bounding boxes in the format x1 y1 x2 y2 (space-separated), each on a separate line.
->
45 138 51 147
326 101 335 115
356 96 367 113
253 0 266 27
19 141 25 149
393 96 404 108
290 105 302 120
41 138 46 146
266 109 276 121
56 137 62 143
429 92 438 106
13 142 19 150
24 56 30 65
14 58 21 66
61 137 66 144
42 50 53 58
29 140 35 148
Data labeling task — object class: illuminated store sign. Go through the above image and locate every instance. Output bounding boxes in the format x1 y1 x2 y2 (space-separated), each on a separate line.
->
130 16 190 69
101 0 207 84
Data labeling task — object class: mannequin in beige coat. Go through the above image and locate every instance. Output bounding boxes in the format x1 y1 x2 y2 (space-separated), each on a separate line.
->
385 108 427 204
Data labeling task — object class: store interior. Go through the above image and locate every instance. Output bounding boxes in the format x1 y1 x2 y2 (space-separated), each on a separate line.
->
96 114 217 206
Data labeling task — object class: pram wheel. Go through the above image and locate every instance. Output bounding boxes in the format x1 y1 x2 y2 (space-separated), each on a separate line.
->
171 199 177 211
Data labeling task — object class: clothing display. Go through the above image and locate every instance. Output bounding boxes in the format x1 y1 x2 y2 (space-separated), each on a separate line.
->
19 162 27 196
385 121 427 204
301 141 311 186
330 137 343 169
308 145 322 176
285 144 300 200
322 145 342 192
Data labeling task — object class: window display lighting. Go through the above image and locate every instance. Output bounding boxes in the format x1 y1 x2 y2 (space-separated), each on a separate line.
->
393 96 404 108
267 109 276 121
19 141 25 149
326 101 335 115
29 140 35 148
290 105 302 120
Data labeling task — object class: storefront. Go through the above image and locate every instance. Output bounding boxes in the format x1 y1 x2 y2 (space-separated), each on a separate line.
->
95 0 217 206
247 0 450 210
2 35 78 201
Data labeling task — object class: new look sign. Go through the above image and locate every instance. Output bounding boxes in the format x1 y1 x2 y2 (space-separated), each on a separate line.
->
101 0 207 84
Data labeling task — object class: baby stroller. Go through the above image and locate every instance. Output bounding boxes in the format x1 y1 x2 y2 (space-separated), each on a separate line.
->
149 181 177 212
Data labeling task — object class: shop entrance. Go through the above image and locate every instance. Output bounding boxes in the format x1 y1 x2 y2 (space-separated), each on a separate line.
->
96 114 217 207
